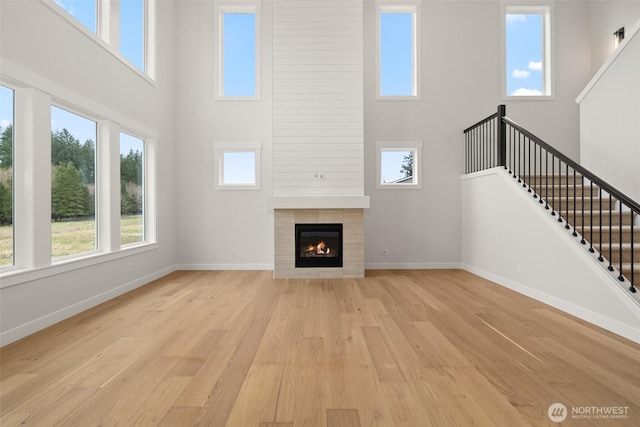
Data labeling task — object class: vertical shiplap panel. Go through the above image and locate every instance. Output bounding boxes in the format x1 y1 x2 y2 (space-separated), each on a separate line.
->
272 0 364 196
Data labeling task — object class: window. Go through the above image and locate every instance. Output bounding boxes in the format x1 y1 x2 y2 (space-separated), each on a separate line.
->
376 141 423 189
214 142 261 189
52 0 97 33
503 4 553 98
0 85 14 268
51 106 97 259
377 3 420 98
120 132 145 245
120 0 145 71
216 4 260 99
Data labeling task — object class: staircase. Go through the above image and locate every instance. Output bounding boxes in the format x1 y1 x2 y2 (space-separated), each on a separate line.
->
464 105 639 295
525 173 639 290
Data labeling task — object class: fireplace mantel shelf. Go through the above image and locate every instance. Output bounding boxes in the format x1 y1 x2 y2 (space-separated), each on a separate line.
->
270 196 370 210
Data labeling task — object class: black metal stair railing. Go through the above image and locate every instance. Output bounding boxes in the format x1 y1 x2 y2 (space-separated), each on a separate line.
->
464 105 638 294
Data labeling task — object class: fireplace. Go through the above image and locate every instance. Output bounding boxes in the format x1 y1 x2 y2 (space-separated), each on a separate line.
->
295 223 343 268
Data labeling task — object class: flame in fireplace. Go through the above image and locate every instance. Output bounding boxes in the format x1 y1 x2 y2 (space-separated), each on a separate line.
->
306 240 332 255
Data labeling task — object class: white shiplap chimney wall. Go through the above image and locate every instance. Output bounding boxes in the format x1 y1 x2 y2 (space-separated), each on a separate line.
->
272 0 364 197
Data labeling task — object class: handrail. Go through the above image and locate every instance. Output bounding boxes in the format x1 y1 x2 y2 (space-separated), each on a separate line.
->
501 116 640 214
464 105 638 294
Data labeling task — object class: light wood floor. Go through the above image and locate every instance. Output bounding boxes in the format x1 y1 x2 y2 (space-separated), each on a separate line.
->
1 270 639 426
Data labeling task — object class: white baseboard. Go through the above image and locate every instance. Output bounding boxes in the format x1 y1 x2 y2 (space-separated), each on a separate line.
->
462 263 640 344
175 263 274 271
365 262 462 270
0 265 177 347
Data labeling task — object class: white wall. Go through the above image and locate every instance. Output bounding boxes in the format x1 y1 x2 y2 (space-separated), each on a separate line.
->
587 0 640 74
272 0 364 197
462 168 640 343
174 0 274 269
578 19 640 201
0 0 178 345
363 0 592 268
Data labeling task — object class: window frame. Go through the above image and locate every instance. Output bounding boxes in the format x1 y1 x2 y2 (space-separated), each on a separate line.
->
375 1 421 100
375 141 423 190
501 2 555 100
215 2 262 101
213 141 262 190
41 0 157 84
119 131 147 247
50 103 99 261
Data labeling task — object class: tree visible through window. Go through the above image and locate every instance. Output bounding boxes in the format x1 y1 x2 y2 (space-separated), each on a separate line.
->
120 132 145 246
51 106 97 258
0 85 14 267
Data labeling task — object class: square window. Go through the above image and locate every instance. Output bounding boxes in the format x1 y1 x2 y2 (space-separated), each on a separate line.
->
503 5 553 98
377 3 420 99
216 5 260 99
376 141 423 189
214 142 261 190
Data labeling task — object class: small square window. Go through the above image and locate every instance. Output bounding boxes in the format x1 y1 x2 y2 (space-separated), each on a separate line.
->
376 141 423 189
214 142 261 190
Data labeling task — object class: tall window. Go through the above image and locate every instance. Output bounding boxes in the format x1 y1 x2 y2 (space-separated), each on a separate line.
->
377 4 419 98
0 85 14 268
51 106 97 258
120 0 145 71
217 5 260 99
504 5 552 97
53 0 97 33
120 132 145 245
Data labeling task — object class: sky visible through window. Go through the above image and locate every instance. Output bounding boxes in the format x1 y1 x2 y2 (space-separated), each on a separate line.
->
506 13 543 96
380 12 414 96
120 0 145 70
223 152 256 184
223 13 257 97
54 0 96 33
0 86 12 132
381 150 413 184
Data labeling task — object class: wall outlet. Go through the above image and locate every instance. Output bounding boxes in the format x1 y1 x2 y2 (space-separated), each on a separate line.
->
382 248 390 256
392 248 400 256
230 249 236 257
128 262 133 272
517 263 524 273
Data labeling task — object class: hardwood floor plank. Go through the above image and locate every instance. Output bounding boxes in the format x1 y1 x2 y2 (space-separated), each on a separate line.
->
326 408 361 427
1 270 638 427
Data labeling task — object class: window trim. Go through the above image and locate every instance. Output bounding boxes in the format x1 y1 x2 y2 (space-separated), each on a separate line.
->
213 141 262 190
40 0 157 85
375 141 423 189
215 2 262 101
375 1 421 100
501 2 555 100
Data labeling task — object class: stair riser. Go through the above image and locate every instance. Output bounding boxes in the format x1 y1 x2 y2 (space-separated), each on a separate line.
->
577 229 640 244
544 199 618 212
599 248 640 264
533 186 600 198
562 214 634 227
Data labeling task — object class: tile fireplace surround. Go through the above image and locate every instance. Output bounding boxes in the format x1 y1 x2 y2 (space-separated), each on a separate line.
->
273 198 368 278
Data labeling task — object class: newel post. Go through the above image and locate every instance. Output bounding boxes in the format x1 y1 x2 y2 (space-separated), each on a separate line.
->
497 104 506 168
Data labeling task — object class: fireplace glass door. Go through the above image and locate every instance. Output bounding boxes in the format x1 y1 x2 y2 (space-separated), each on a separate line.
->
295 223 343 268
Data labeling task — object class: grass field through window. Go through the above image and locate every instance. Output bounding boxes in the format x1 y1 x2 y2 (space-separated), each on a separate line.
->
0 216 143 267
